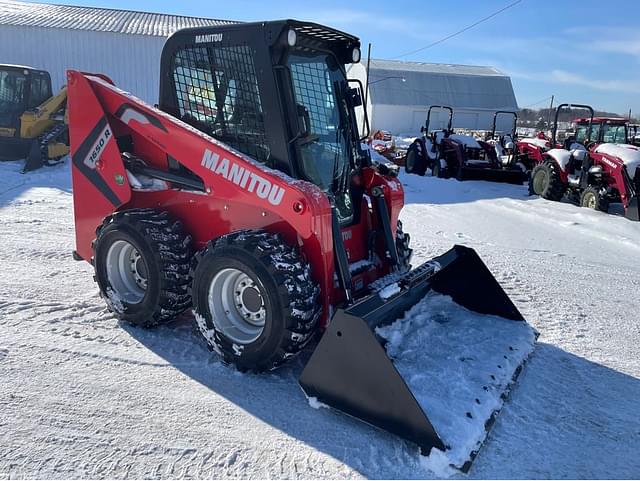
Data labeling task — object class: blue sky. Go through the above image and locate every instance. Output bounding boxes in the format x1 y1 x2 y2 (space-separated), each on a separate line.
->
38 0 640 115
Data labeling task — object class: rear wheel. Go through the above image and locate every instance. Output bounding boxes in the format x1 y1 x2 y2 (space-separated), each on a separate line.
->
529 161 565 201
405 142 427 176
93 209 192 327
191 230 321 372
580 186 609 212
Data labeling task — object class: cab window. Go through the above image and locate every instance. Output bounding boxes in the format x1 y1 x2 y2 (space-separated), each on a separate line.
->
172 45 269 163
575 123 600 143
602 124 627 144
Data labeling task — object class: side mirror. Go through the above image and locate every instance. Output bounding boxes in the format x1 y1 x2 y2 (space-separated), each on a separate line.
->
420 126 425 133
346 87 362 108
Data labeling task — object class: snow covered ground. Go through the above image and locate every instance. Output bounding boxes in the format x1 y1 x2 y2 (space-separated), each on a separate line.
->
1 159 640 479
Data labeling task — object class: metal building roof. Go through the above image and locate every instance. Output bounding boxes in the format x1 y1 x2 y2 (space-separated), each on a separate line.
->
369 59 506 77
0 0 235 37
366 58 518 111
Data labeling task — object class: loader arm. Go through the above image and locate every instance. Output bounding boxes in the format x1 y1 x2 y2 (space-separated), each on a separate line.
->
67 70 337 323
19 86 67 139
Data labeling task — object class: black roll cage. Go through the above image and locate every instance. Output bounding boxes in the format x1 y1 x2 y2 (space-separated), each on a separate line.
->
491 111 518 142
552 103 594 146
158 20 367 180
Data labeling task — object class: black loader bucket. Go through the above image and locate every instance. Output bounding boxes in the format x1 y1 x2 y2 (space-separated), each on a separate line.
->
300 245 534 473
460 166 527 185
22 140 45 173
625 196 640 221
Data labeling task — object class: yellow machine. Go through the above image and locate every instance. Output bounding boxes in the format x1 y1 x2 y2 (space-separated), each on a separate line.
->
0 64 69 172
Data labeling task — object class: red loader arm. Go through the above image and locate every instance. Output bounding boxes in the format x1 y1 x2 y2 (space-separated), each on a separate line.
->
67 70 336 321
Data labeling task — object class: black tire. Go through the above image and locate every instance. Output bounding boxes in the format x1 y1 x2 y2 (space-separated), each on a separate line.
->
580 186 609 212
529 161 565 201
93 209 192 327
405 141 427 176
395 220 413 272
431 158 441 177
191 230 321 372
432 157 452 179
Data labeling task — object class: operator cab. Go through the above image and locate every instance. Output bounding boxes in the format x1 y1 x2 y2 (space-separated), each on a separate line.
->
0 64 52 136
159 20 369 225
574 117 629 145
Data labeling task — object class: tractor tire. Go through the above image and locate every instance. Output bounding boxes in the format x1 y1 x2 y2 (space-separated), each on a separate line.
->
529 161 565 201
432 158 451 179
93 209 192 327
395 220 413 272
580 186 609 212
191 230 321 372
405 142 427 176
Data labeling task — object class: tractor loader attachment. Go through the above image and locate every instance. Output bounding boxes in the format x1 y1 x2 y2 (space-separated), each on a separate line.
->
626 195 640 221
300 245 535 472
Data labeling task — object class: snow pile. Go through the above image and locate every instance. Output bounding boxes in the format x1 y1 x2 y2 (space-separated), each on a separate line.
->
520 137 549 149
546 148 572 170
378 282 400 300
449 134 481 149
377 293 536 474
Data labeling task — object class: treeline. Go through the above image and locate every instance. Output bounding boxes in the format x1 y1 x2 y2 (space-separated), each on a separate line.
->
517 107 637 129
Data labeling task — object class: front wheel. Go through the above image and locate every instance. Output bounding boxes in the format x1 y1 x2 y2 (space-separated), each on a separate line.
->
529 161 565 201
191 231 321 372
405 142 427 176
580 186 609 212
432 158 450 178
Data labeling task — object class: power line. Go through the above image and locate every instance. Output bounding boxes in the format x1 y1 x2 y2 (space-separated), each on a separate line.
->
521 96 554 108
392 0 524 59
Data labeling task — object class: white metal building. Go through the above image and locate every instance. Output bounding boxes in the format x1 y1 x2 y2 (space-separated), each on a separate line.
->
348 59 519 135
0 0 233 104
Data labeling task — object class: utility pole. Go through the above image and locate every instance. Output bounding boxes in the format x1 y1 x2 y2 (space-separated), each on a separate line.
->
629 109 632 120
546 95 554 131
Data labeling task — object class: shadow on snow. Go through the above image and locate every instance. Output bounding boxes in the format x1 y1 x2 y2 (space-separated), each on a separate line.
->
124 318 640 479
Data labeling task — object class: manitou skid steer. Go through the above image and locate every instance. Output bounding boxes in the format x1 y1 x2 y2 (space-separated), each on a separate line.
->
530 104 640 220
0 64 69 172
68 20 535 471
405 106 526 184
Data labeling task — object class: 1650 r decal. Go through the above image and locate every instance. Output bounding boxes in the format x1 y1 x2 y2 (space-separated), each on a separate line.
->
83 124 112 169
201 149 285 206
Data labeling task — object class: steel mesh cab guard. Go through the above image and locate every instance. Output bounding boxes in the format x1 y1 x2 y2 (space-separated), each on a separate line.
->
67 19 533 472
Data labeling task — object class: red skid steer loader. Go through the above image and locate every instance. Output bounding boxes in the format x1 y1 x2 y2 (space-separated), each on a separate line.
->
68 20 534 471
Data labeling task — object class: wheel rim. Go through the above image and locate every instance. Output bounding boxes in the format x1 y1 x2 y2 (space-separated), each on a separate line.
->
208 268 266 344
105 240 147 304
532 169 547 194
584 192 597 209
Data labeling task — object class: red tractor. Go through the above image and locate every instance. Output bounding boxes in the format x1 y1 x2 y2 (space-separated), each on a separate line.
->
630 124 640 147
486 110 530 173
67 20 532 468
530 104 640 220
405 105 526 184
516 111 632 172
